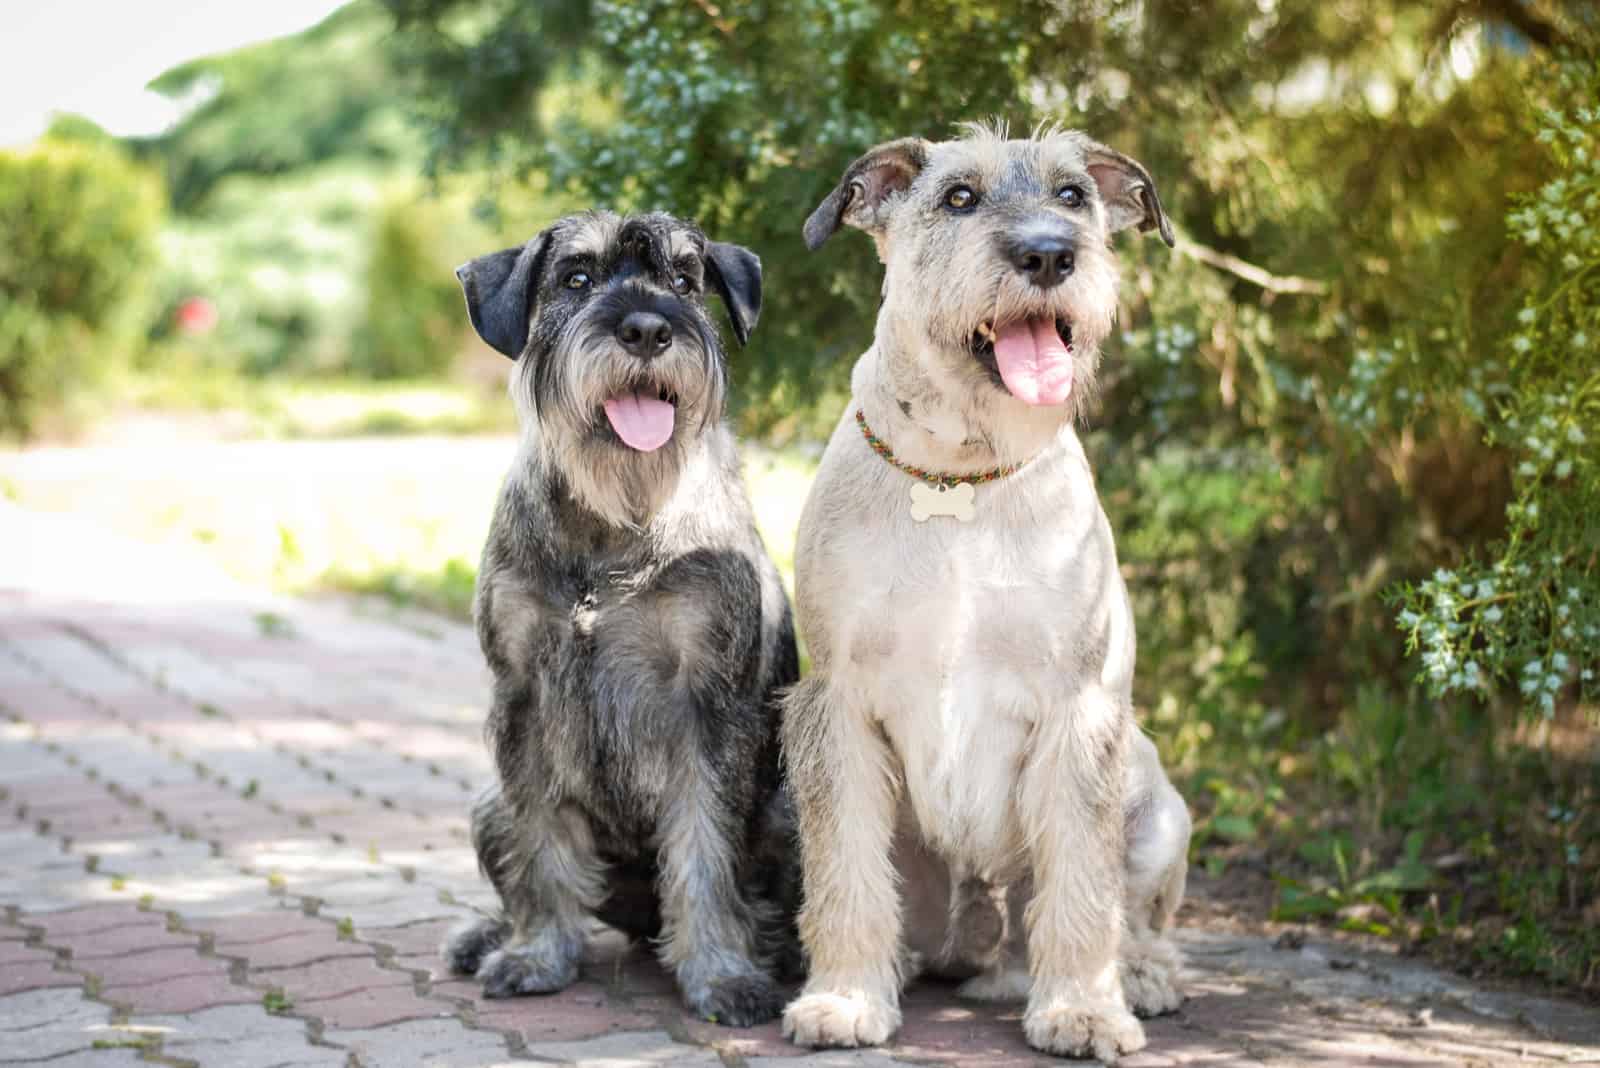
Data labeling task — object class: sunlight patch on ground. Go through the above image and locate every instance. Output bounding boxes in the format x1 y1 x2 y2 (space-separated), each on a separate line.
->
1 434 819 617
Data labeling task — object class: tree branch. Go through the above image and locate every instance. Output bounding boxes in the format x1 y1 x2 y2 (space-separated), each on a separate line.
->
1177 238 1331 297
1468 0 1569 51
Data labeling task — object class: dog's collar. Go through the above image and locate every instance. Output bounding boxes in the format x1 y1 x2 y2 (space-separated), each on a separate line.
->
855 409 1027 489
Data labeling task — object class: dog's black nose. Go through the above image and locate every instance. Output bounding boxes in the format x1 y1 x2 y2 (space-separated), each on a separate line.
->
1009 234 1075 289
616 311 673 358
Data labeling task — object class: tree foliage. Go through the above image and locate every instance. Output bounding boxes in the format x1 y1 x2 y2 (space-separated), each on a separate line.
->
1394 58 1600 718
136 0 421 211
387 0 1598 722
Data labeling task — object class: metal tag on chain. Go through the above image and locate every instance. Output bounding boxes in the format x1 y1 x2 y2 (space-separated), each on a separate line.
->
909 482 975 522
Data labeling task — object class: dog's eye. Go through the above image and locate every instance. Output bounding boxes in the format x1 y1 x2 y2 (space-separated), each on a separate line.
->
672 273 692 294
944 185 978 212
564 271 591 290
1056 185 1086 208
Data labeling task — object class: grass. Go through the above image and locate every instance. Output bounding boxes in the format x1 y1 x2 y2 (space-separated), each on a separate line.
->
107 366 517 441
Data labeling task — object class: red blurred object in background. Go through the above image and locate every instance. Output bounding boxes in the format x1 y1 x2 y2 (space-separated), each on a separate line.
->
175 297 218 335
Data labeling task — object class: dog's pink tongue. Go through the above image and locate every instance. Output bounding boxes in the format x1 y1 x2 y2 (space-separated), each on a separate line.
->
603 392 675 452
992 318 1073 406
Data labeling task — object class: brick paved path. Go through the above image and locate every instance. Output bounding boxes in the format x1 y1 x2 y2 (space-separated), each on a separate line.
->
3 500 1597 1066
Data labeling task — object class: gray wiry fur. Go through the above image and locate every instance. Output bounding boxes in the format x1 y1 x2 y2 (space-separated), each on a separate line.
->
443 211 801 1028
781 125 1190 1062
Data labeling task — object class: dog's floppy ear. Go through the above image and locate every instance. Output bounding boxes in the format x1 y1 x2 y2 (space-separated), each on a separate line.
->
704 241 762 348
803 137 931 251
456 230 551 358
1083 142 1175 248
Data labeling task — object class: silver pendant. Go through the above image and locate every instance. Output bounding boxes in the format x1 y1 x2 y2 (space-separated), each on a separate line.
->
909 481 975 522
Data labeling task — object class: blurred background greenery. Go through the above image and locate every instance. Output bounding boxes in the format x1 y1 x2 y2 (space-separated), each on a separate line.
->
2 0 1596 998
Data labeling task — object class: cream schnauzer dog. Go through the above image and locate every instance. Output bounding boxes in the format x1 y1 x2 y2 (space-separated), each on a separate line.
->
780 124 1191 1062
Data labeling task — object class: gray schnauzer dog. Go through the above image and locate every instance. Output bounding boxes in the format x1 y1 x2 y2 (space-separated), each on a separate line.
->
780 124 1190 1062
442 211 800 1027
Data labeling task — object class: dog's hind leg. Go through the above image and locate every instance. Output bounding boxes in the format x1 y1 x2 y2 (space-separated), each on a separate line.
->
455 788 607 998
655 752 785 1027
955 878 1031 1003
1120 732 1189 1018
780 678 904 1049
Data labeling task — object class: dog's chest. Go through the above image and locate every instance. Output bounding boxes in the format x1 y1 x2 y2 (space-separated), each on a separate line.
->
861 535 1073 865
813 458 1124 865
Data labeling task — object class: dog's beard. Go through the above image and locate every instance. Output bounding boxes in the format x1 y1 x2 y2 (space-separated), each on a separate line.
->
513 321 725 529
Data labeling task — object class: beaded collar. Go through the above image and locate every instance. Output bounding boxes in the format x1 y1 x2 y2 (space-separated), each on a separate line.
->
854 409 1027 488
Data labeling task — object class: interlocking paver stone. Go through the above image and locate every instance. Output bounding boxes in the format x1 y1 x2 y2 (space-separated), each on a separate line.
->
747 1055 909 1068
85 945 224 988
54 922 196 962
228 929 371 970
469 982 660 1045
30 905 151 939
8 1050 147 1067
295 983 450 1029
324 1017 522 1068
526 1030 723 1067
257 954 411 1002
3 500 1599 1067
0 940 58 968
100 968 257 1015
135 1004 345 1068
0 988 112 1060
0 960 79 996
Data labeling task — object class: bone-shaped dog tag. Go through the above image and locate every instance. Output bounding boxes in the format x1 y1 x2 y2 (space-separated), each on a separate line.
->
909 482 975 522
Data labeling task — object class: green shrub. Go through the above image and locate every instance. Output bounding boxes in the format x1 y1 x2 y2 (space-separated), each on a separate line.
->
152 164 381 377
348 194 466 378
0 138 164 436
1391 58 1599 718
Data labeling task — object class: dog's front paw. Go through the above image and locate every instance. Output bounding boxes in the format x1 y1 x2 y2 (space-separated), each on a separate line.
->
686 972 785 1027
782 990 899 1048
1023 1000 1145 1063
442 917 508 976
477 944 579 998
1121 942 1183 1017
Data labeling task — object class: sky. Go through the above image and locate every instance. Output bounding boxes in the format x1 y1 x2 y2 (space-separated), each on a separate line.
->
0 0 348 147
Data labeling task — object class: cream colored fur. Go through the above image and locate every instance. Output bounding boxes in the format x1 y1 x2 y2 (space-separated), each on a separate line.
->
781 126 1190 1063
